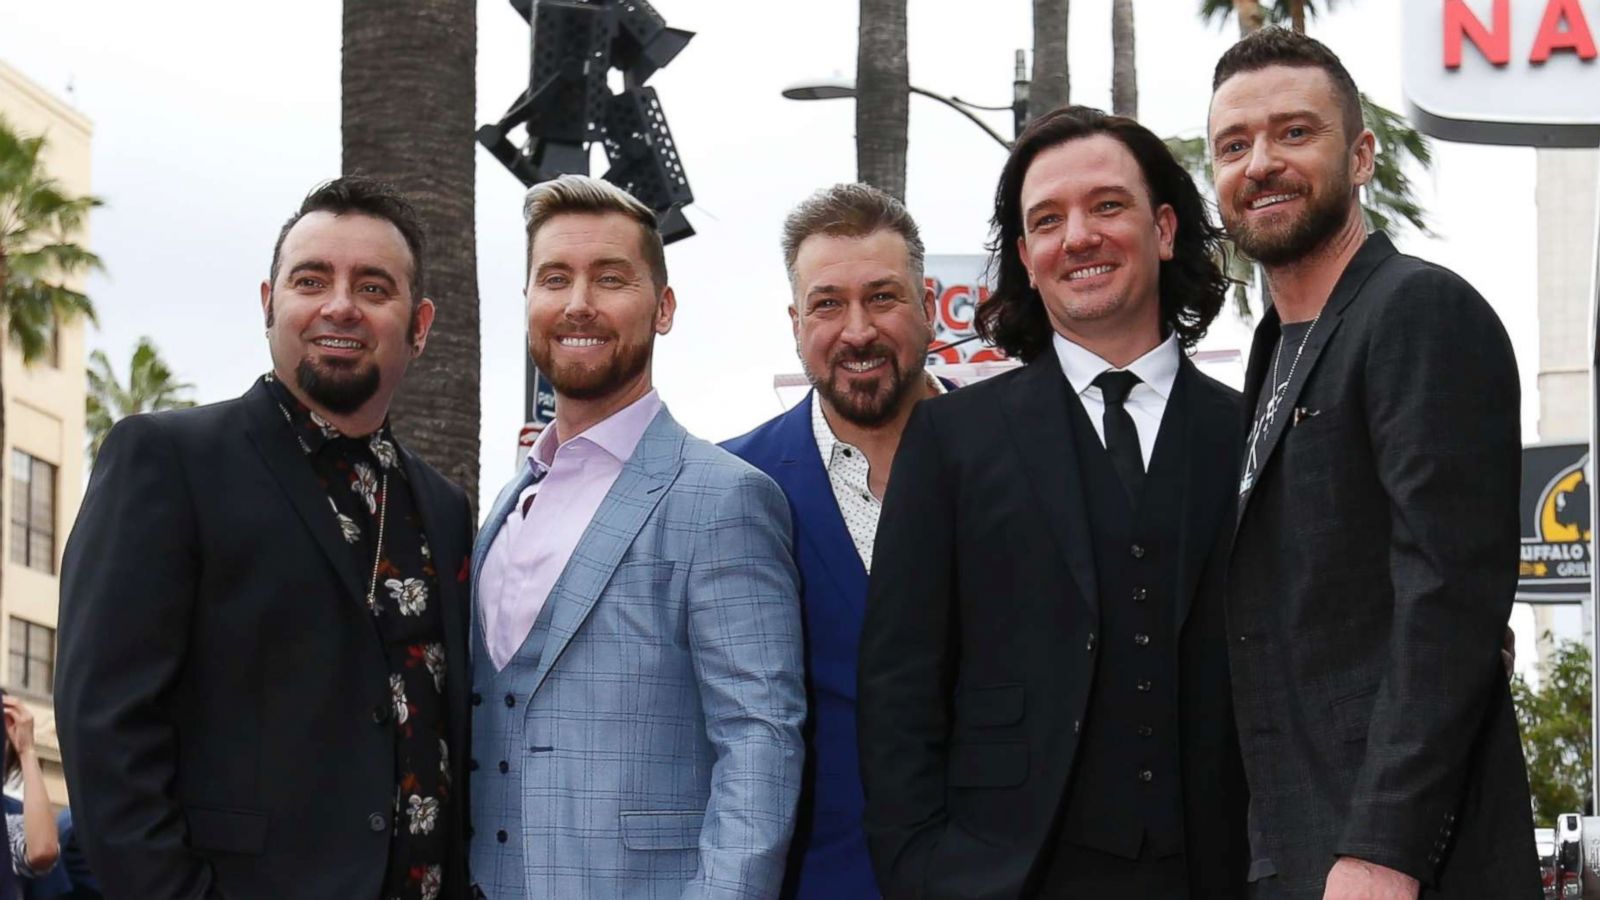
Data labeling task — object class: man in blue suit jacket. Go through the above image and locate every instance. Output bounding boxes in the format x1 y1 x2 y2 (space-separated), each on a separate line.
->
724 184 946 900
472 175 806 900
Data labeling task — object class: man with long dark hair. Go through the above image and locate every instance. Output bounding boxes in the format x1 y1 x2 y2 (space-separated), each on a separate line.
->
1210 29 1539 900
858 105 1247 898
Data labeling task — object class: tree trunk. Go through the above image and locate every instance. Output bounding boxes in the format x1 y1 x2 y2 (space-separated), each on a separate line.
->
1289 0 1306 32
1111 0 1137 118
1031 0 1071 118
856 0 909 200
1234 0 1266 34
342 0 480 508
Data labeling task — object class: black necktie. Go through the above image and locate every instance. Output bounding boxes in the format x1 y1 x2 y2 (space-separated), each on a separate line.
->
1093 370 1144 501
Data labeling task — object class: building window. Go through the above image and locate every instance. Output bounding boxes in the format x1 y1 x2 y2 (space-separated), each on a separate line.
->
9 618 54 695
10 452 55 573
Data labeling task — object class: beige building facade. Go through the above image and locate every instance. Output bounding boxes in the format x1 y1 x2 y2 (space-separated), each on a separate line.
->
0 59 92 808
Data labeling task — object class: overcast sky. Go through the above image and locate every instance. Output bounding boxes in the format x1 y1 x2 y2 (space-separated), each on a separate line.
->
0 0 1542 484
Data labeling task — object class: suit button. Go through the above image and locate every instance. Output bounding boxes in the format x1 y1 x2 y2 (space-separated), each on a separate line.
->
471 692 482 706
499 760 510 774
368 813 387 832
1086 633 1097 652
1134 633 1149 646
1130 543 1145 559
1137 679 1152 693
1137 725 1153 737
1073 720 1081 734
372 704 392 724
1138 769 1153 783
469 758 479 772
505 693 517 708
497 829 509 844
1133 587 1147 602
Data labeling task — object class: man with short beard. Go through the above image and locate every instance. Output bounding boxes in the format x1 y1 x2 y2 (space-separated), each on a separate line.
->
56 177 476 900
469 175 805 900
1209 29 1540 900
723 183 948 900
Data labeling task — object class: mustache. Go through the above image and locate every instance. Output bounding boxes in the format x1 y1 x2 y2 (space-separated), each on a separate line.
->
1237 175 1307 204
829 343 896 366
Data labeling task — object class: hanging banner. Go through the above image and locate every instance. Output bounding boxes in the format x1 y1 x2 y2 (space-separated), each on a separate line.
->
1519 442 1593 602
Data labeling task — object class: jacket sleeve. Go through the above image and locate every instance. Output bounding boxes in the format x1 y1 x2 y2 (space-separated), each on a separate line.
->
683 467 806 900
56 415 222 899
1333 266 1523 885
857 402 959 899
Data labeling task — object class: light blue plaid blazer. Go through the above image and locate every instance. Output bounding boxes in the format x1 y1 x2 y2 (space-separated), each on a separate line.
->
469 407 806 900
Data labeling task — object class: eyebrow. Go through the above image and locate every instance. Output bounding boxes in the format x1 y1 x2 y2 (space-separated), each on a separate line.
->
1212 108 1327 142
353 265 398 287
1023 186 1138 222
806 277 904 300
287 260 333 280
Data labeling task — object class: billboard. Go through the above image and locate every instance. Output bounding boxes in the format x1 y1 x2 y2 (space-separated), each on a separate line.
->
923 255 1005 365
1519 442 1593 602
1403 0 1600 146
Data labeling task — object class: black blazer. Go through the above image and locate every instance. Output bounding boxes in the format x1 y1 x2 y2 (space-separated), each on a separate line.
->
55 380 474 900
858 355 1248 899
1228 234 1541 898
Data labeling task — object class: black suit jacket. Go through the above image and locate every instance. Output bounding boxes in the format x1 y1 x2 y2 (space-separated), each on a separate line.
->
858 354 1248 899
55 380 474 900
1228 234 1540 898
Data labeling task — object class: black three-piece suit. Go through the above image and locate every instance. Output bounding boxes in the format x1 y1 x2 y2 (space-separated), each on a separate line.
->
1229 234 1541 898
55 380 475 900
859 351 1249 899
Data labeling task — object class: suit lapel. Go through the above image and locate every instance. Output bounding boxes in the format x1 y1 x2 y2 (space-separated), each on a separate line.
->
525 408 684 698
1001 358 1098 615
242 381 366 606
1235 233 1397 531
1170 361 1232 630
769 393 868 606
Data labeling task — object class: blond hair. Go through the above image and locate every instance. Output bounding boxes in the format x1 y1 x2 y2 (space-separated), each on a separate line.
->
523 175 667 290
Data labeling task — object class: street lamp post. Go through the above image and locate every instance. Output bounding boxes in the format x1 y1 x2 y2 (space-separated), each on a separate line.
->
782 50 1030 150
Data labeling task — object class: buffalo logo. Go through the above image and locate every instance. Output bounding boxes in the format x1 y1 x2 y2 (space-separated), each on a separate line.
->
1539 458 1591 544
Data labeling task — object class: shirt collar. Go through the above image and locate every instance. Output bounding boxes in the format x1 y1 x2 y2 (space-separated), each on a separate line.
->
262 372 400 463
810 374 946 465
525 389 663 475
1051 331 1181 401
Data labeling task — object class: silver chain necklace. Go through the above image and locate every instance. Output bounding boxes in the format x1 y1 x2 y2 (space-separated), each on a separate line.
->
1270 311 1322 405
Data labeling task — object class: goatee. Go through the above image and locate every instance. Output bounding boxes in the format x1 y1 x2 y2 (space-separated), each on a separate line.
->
296 357 380 415
808 344 924 429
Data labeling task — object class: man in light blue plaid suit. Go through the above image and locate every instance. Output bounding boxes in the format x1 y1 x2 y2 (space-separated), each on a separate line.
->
470 175 806 900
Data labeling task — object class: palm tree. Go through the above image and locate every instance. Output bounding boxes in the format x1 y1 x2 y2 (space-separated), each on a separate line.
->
1111 0 1138 118
1031 0 1071 118
86 337 195 462
342 0 481 508
0 115 101 625
857 0 910 199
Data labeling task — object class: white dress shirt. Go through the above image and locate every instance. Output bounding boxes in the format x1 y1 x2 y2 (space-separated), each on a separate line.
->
1051 331 1180 467
811 376 947 572
478 389 663 670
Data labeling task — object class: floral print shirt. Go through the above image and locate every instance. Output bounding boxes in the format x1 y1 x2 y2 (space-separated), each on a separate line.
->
265 374 451 900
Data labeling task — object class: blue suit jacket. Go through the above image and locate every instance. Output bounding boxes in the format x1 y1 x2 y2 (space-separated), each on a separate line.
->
470 407 807 900
723 391 881 900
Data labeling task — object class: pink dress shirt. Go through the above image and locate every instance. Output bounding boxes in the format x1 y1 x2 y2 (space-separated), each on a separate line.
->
478 389 663 670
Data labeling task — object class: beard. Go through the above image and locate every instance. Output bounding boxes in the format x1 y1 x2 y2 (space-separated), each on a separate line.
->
807 342 926 429
531 330 654 402
1224 169 1352 266
295 356 380 415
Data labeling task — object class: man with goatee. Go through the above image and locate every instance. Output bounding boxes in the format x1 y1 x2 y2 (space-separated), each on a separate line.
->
57 177 475 900
724 183 948 900
468 175 805 900
1209 28 1540 900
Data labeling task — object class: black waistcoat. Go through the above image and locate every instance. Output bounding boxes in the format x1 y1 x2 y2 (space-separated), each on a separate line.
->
1054 380 1188 861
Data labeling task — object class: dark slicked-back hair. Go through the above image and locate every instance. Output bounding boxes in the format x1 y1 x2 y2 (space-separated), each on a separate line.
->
976 105 1228 361
269 176 428 298
1212 27 1364 142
